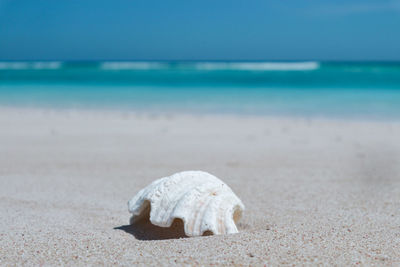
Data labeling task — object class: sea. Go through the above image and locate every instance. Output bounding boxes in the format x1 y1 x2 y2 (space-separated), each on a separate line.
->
1 61 400 119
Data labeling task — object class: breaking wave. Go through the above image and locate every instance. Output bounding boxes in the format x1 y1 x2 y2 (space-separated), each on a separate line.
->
100 61 320 71
193 61 320 71
0 61 62 70
100 61 166 70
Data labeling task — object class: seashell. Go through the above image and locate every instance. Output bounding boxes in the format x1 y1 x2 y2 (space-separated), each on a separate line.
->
128 171 245 237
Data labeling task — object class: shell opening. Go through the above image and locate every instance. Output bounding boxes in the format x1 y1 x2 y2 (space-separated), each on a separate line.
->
130 200 151 224
202 230 214 236
130 200 188 240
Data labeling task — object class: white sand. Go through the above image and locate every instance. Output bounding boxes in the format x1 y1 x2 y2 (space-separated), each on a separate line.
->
0 108 399 266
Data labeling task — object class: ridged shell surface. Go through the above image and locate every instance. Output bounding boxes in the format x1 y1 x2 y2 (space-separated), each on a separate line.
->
128 171 245 237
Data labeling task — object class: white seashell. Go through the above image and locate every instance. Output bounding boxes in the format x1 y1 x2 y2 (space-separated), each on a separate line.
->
128 171 245 237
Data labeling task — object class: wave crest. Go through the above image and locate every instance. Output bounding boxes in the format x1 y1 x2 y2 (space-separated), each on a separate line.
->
194 62 320 71
0 62 62 70
100 62 166 70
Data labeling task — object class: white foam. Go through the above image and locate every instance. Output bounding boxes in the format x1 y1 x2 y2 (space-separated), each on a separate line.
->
0 62 62 70
0 62 29 70
100 61 165 70
194 62 320 71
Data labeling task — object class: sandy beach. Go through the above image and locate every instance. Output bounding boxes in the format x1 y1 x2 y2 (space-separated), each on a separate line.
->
0 108 399 266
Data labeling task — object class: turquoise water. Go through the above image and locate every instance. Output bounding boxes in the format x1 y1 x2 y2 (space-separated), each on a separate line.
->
1 61 400 118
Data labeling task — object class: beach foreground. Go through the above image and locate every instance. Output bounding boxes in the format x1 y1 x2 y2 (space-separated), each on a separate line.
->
0 108 399 266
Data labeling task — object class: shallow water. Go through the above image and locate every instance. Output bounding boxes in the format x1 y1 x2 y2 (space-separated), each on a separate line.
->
1 61 400 118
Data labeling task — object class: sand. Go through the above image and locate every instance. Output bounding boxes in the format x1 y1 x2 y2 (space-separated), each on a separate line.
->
0 108 399 266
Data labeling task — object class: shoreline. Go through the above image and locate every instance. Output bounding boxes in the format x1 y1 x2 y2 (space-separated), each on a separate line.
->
1 105 400 123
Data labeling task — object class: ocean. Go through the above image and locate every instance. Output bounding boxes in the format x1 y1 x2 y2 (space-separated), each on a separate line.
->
1 61 400 119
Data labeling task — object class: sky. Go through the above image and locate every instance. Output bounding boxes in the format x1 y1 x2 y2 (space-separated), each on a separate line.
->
0 0 400 61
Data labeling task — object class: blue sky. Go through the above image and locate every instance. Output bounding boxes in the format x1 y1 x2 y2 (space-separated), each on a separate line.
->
0 0 399 61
